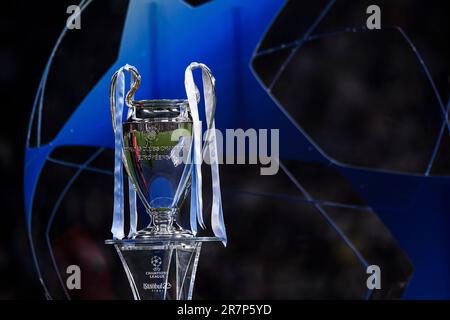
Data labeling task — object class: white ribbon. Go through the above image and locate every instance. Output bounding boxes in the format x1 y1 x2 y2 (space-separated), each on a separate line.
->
185 62 227 245
110 65 138 240
128 176 137 238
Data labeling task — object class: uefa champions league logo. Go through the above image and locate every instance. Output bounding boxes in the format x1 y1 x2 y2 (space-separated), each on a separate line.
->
145 127 159 145
151 256 162 272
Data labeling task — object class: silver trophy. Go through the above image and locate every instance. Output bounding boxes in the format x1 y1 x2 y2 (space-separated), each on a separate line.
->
106 63 225 300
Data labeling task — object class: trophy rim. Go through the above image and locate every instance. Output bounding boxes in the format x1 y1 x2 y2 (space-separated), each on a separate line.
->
122 118 192 124
131 99 189 108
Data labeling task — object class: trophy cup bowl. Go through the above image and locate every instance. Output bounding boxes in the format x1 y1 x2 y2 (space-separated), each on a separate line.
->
106 65 221 300
122 98 194 238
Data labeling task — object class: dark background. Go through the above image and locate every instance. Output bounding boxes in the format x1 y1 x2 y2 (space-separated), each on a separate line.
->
0 1 78 298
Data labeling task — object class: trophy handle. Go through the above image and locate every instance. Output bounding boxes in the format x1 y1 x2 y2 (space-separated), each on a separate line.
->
109 65 141 133
172 64 217 210
125 66 141 108
197 64 217 152
109 65 147 221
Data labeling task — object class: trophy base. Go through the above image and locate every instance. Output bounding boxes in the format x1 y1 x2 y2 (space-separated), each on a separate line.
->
106 237 219 300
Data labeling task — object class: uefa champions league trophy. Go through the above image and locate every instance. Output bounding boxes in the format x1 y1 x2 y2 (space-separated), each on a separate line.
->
106 63 226 300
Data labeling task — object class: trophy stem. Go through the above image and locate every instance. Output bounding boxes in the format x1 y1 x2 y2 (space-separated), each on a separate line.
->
133 209 192 239
150 209 175 234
